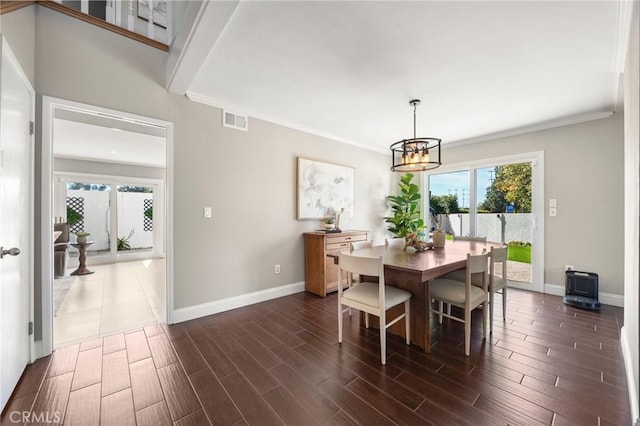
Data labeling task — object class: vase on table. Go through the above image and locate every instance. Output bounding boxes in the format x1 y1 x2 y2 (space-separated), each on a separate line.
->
432 228 446 248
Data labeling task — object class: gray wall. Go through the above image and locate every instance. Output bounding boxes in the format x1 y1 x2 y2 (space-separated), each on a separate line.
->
443 114 625 296
32 6 391 313
0 5 35 86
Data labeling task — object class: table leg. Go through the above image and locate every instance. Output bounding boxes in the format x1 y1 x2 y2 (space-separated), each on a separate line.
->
379 268 431 352
424 280 431 353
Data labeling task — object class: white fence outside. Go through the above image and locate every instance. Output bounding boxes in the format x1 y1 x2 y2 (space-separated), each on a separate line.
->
117 191 154 250
67 189 154 252
437 213 532 244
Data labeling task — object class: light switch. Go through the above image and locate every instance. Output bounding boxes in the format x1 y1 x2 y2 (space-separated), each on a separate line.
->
549 207 557 217
549 198 557 208
204 207 212 218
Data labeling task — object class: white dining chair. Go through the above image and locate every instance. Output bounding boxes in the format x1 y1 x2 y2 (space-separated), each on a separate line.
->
338 252 412 365
430 253 489 356
347 241 373 289
385 238 405 248
350 240 372 251
445 245 508 333
442 235 487 315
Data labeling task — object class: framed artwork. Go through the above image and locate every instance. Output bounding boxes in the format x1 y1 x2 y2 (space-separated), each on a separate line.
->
297 157 355 220
137 0 168 29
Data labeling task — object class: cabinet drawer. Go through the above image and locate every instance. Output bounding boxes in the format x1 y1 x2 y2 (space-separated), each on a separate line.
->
327 242 351 251
326 234 367 246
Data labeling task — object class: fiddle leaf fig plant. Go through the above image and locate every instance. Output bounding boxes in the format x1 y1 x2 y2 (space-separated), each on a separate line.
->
384 173 424 239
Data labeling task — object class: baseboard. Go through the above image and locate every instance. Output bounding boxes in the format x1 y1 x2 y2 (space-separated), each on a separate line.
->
543 283 624 307
621 326 640 425
171 281 306 324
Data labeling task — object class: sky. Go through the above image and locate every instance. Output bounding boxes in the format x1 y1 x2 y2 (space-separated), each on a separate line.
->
428 167 494 207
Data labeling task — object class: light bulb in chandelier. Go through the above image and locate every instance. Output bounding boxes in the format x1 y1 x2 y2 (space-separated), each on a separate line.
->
422 146 430 162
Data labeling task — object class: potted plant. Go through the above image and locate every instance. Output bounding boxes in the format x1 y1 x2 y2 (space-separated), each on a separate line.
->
323 217 335 230
384 172 424 241
118 229 135 250
74 231 90 243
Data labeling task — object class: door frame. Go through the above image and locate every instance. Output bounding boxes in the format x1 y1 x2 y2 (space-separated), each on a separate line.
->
40 96 174 357
0 35 36 370
422 151 545 293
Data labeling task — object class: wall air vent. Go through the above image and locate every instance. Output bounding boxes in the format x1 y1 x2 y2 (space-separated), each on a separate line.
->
223 110 248 131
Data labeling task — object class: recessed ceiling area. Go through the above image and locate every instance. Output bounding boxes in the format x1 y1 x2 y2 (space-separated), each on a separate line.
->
184 1 623 151
53 118 166 168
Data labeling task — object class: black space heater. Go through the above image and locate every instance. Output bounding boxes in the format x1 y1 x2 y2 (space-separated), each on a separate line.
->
563 270 601 310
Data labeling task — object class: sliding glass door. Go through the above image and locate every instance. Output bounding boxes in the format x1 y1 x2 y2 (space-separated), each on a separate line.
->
424 153 543 291
427 170 470 234
475 164 532 285
56 174 163 264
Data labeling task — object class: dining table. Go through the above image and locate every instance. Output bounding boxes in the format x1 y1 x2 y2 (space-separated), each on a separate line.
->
342 239 502 352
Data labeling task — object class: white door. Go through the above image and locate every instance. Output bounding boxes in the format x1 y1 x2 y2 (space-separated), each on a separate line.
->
0 37 34 411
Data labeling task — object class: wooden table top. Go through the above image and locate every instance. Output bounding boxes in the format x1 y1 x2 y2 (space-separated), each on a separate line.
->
342 240 502 282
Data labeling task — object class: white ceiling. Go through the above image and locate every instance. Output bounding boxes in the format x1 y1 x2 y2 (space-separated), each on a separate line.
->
53 118 166 167
183 1 626 152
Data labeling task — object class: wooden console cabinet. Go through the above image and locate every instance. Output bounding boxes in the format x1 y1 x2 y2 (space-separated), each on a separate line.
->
303 230 368 297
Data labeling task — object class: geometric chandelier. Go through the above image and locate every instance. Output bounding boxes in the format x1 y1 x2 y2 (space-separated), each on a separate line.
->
390 99 442 172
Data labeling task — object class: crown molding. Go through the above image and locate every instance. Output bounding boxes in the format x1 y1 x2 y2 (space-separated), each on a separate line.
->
444 111 615 149
185 91 388 154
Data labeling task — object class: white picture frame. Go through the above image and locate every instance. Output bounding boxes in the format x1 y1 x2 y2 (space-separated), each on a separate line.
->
297 157 355 220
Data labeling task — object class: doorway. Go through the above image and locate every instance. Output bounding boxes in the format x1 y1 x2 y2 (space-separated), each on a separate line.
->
424 152 544 292
41 97 174 354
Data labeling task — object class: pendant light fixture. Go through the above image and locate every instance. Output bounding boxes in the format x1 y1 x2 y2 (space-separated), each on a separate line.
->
390 99 441 172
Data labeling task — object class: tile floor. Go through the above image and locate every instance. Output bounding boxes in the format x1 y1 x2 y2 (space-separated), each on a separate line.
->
54 259 166 347
4 290 630 425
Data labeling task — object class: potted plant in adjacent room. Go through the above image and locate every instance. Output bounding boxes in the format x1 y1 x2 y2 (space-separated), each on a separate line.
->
384 172 424 244
74 231 90 244
117 229 135 251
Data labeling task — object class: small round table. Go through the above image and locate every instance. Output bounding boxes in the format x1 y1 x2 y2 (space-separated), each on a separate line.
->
70 241 94 276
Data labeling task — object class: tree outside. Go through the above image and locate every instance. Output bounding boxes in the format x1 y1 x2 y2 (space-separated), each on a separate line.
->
479 163 531 213
429 194 460 215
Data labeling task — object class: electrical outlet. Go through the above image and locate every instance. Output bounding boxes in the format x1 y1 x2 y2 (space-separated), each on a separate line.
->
274 264 281 274
565 265 574 272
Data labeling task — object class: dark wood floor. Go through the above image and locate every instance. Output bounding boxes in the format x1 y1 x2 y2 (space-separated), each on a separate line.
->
1 288 630 425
